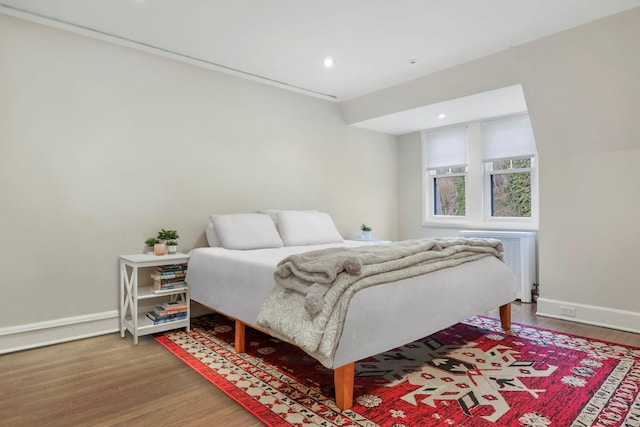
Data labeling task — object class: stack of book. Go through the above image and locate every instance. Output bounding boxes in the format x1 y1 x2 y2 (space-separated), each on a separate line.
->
150 263 188 293
146 301 188 324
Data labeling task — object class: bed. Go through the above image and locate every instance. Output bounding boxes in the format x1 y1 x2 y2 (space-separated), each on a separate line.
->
186 211 517 410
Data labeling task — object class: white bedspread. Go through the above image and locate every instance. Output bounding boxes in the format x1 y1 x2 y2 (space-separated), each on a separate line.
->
257 238 504 367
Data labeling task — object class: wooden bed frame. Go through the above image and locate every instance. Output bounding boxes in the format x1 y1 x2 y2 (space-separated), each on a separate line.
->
222 302 512 411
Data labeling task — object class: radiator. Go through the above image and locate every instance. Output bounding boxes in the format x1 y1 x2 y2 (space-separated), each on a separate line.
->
460 230 537 303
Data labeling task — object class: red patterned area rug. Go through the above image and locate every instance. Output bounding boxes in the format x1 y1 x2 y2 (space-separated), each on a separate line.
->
156 314 640 427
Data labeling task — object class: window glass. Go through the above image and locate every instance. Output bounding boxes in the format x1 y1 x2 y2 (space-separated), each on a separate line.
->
488 158 532 218
434 175 466 216
430 167 466 216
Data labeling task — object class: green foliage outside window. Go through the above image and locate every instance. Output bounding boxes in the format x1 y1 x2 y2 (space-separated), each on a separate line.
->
491 159 531 218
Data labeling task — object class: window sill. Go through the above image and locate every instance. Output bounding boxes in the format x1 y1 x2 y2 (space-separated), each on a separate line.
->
422 219 538 232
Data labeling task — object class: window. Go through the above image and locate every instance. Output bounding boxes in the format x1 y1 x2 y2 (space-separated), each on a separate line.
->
482 115 536 221
422 114 538 230
423 126 468 218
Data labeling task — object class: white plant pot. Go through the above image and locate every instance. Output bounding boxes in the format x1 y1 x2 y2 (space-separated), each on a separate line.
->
167 245 177 254
362 231 372 240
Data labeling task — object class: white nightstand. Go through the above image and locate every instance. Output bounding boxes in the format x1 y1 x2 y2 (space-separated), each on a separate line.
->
351 238 392 244
119 252 190 344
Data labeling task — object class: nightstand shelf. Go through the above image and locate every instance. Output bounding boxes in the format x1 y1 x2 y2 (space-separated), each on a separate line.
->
122 313 189 335
137 285 188 299
119 252 190 344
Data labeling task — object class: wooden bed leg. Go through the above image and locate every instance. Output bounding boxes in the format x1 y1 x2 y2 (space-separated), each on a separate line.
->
334 362 355 410
499 303 512 331
235 320 246 353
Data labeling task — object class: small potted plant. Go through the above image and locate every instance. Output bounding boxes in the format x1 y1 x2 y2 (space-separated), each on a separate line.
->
157 229 179 254
157 229 179 241
144 237 159 254
360 224 372 240
166 240 178 254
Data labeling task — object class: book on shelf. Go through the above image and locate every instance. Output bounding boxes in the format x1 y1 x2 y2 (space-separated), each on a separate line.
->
154 301 188 315
156 264 187 270
153 280 185 287
155 264 188 273
153 281 186 290
156 262 187 268
150 285 187 294
149 304 187 315
146 312 187 324
150 272 186 280
152 275 186 284
147 310 187 320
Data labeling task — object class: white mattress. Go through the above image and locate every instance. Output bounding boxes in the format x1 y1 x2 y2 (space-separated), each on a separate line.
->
186 241 517 368
187 241 375 325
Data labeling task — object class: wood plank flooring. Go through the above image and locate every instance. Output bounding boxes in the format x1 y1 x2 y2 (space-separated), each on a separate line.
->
1 303 638 426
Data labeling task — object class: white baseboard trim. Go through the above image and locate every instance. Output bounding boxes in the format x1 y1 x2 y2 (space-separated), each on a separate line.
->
0 310 120 354
0 303 215 354
536 298 640 334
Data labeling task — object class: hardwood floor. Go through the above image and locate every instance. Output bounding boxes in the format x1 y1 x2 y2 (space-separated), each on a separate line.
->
1 303 638 426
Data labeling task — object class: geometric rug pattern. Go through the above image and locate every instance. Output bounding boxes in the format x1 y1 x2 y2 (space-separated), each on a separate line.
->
156 314 640 426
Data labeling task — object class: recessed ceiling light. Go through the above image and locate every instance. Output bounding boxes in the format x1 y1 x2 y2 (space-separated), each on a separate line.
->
438 113 447 119
323 57 334 68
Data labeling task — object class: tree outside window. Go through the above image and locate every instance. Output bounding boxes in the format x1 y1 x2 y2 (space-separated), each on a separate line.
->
431 167 466 216
488 158 532 218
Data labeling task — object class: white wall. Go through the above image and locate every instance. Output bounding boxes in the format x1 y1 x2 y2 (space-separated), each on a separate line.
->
0 14 399 351
345 8 640 331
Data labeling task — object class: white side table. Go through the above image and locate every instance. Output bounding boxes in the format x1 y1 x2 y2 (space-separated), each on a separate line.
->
119 252 190 344
351 238 392 244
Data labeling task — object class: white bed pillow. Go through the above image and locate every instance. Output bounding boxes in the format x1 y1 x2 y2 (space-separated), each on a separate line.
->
205 222 220 247
276 211 344 246
210 213 283 250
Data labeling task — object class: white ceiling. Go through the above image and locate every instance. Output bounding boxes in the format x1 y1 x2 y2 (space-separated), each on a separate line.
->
2 0 639 103
2 1 639 135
